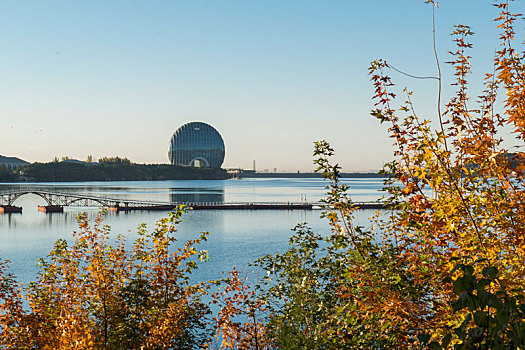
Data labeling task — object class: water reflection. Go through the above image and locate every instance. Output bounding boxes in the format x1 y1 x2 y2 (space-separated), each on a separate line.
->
3 213 19 226
169 187 224 204
44 211 84 226
0 178 387 286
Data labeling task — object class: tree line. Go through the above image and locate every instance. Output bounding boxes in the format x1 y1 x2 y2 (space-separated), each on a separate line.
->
0 160 229 182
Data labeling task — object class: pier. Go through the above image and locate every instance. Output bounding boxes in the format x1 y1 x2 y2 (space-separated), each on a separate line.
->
0 190 389 213
0 205 22 214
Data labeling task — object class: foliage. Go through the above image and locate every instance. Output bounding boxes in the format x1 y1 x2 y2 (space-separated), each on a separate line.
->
229 141 428 349
0 166 18 182
210 140 422 348
367 0 525 347
212 1 525 348
0 207 212 349
419 262 525 349
211 269 270 349
98 156 132 165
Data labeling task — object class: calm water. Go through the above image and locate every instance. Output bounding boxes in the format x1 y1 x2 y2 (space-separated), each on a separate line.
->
0 178 384 285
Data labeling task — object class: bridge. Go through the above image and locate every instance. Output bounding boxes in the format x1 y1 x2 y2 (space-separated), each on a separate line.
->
0 189 180 213
0 190 388 214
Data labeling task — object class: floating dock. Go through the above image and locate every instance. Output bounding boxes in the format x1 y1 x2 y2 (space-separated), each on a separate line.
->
0 205 22 214
38 205 64 213
107 203 313 212
189 203 313 210
0 202 390 214
108 205 177 212
106 202 389 212
349 202 391 210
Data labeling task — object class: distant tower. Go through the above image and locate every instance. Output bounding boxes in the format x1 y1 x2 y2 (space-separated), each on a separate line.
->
253 160 256 172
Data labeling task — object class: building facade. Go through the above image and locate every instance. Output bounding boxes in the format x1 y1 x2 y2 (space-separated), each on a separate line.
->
168 122 225 168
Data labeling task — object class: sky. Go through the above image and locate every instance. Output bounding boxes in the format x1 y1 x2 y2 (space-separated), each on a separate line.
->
0 0 522 172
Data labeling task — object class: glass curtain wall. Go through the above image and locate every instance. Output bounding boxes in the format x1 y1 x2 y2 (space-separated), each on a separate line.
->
168 122 225 168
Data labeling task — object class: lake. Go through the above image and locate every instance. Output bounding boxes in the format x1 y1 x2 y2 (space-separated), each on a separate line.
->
0 178 385 285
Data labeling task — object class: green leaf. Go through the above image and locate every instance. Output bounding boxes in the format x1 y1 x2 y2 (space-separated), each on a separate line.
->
418 333 431 345
482 266 498 280
473 310 488 327
441 333 452 347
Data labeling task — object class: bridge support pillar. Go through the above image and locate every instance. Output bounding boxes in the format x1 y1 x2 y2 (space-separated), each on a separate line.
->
38 205 64 213
0 205 22 214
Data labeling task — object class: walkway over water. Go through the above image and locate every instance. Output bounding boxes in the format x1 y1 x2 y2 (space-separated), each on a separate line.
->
0 190 388 213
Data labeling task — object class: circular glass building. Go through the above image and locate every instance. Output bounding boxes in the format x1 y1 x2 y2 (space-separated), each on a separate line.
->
168 122 225 168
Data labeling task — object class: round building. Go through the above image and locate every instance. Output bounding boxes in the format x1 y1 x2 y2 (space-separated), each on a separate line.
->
168 122 225 168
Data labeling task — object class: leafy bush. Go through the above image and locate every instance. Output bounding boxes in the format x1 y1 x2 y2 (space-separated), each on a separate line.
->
212 1 525 348
0 208 211 349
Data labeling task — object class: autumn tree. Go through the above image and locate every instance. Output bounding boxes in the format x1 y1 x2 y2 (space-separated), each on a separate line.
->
213 1 525 348
0 207 211 349
368 0 525 347
210 269 270 349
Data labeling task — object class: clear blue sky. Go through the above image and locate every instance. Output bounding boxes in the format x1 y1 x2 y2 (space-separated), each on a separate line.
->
0 0 520 171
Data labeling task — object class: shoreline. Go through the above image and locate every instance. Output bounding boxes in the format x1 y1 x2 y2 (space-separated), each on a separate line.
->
238 172 385 179
1 172 386 182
